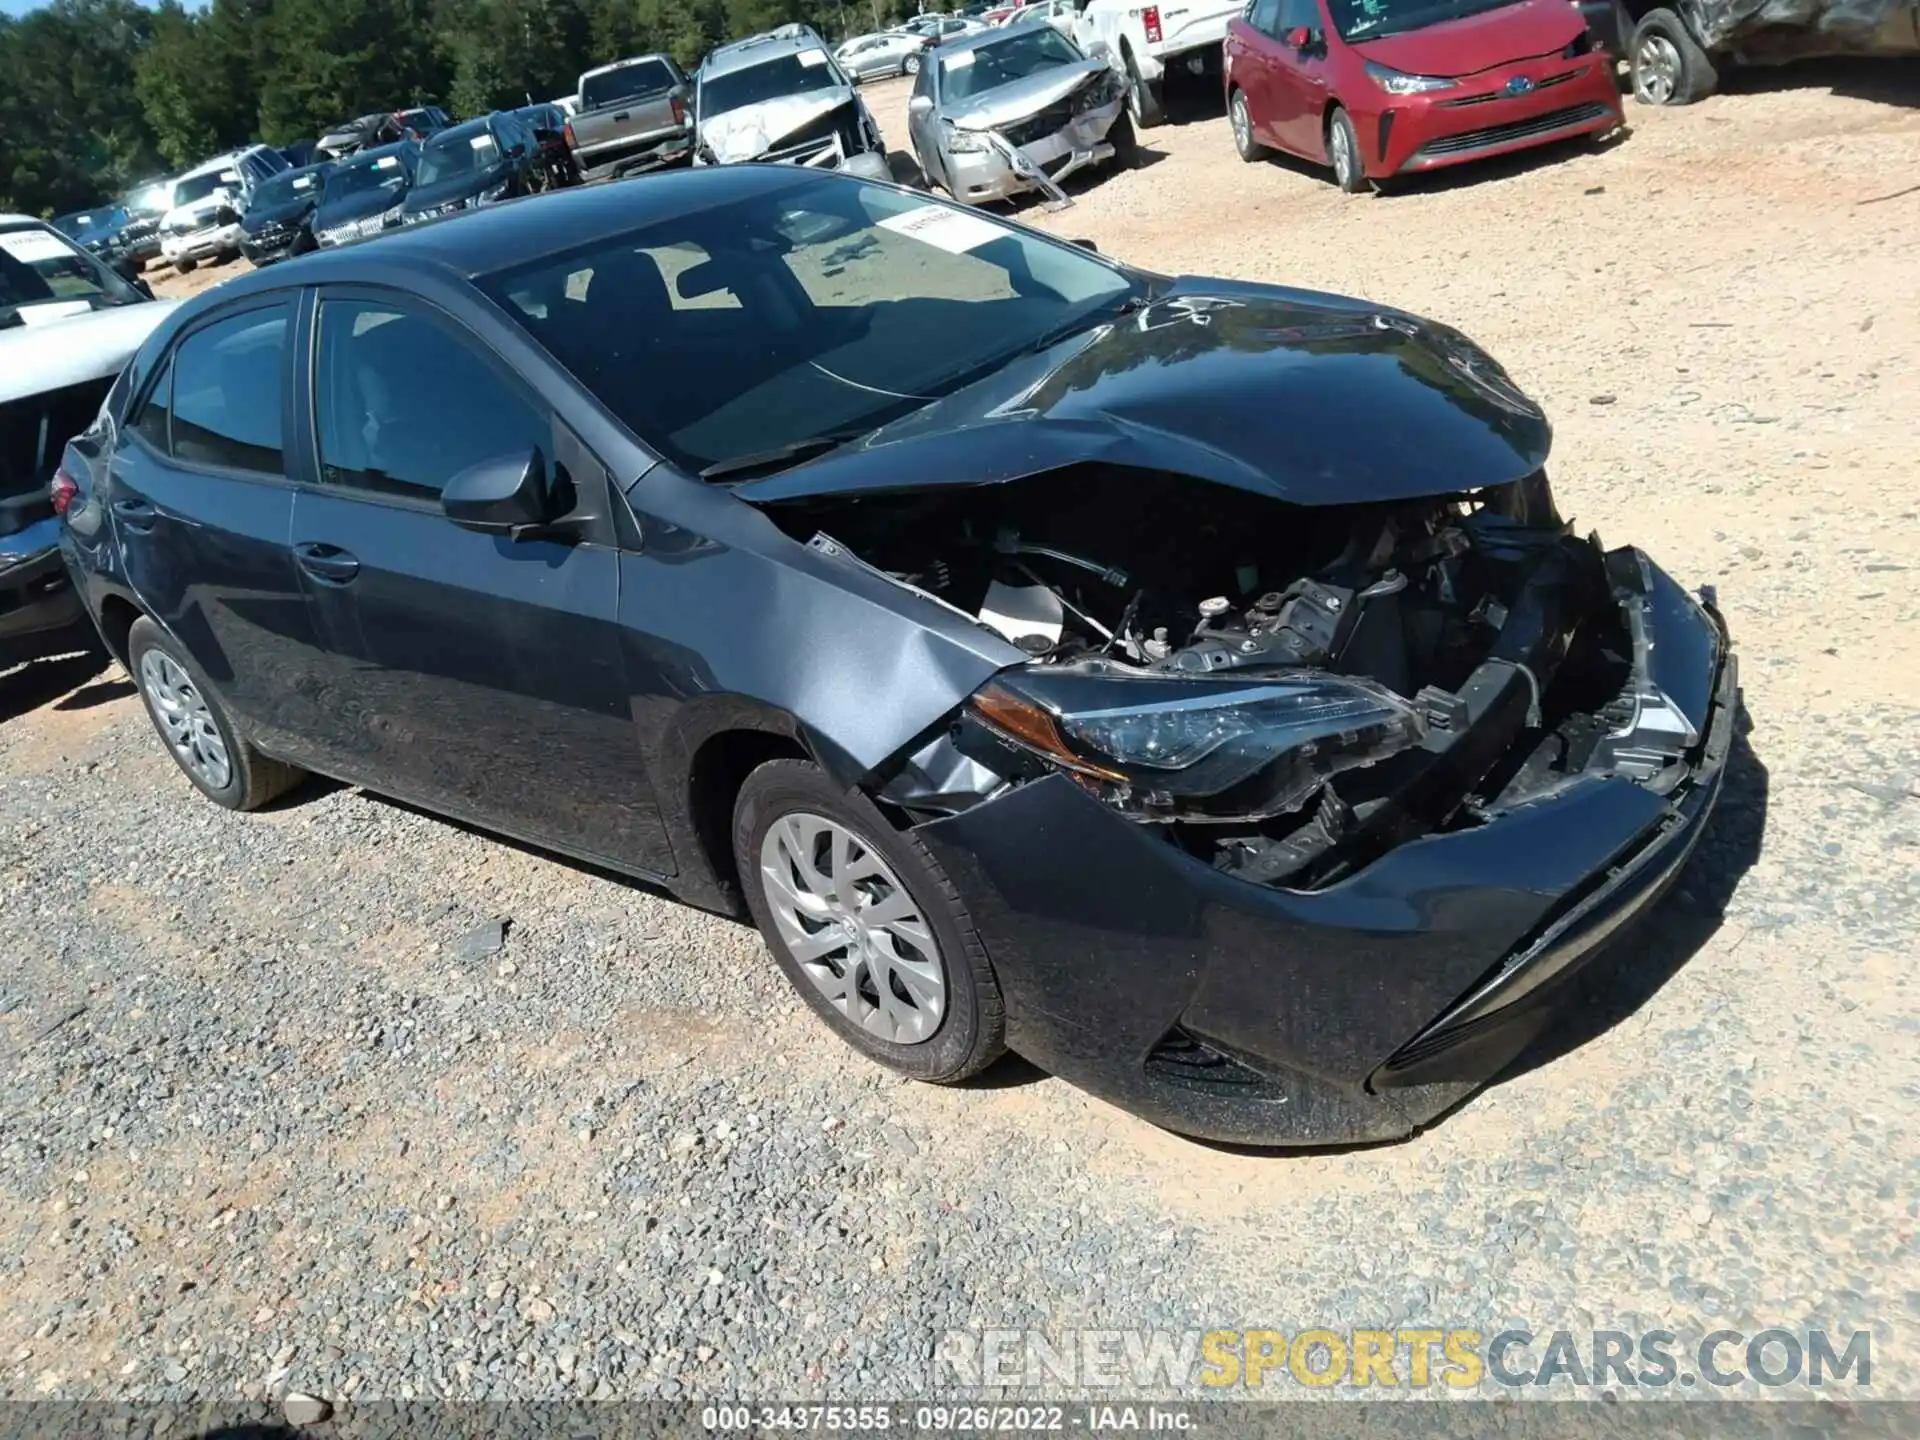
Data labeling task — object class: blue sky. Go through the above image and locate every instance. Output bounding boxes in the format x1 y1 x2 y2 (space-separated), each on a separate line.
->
3 0 204 17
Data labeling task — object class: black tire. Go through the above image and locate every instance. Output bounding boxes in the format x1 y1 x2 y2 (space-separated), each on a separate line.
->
126 616 305 811
733 758 1006 1085
1630 8 1718 105
174 257 196 274
1123 47 1166 129
903 52 922 74
1326 106 1369 192
1228 86 1268 162
1107 113 1139 169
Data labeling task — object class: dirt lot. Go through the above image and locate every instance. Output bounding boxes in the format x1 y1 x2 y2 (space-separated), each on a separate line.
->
6 65 1919 1405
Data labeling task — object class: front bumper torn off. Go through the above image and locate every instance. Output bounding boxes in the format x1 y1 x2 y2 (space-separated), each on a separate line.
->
915 562 1737 1147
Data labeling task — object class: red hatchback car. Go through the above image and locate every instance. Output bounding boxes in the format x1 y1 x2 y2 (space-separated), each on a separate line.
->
1224 0 1622 190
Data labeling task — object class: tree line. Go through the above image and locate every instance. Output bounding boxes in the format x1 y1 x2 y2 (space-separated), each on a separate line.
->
1 0 918 219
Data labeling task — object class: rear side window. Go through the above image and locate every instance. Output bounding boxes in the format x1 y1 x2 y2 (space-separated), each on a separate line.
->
313 297 549 501
168 305 290 473
132 357 174 452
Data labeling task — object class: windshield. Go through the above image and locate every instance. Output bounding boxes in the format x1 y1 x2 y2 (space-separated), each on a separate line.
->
173 170 238 208
126 183 171 217
700 50 842 116
941 29 1082 102
0 223 143 327
254 168 327 208
417 127 502 186
55 207 124 237
478 174 1137 476
1328 0 1523 37
323 150 413 202
581 58 677 109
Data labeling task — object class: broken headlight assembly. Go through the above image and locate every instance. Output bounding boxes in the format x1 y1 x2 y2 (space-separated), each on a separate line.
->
965 666 1425 822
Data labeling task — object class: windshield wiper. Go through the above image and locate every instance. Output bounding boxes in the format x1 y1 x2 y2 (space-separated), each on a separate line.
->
698 429 868 481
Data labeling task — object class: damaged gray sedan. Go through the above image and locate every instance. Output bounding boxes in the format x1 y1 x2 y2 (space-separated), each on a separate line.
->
907 25 1135 206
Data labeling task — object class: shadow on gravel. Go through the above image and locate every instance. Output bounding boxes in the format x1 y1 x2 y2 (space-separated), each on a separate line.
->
1491 709 1770 1084
1718 55 1920 109
0 646 108 724
55 673 134 710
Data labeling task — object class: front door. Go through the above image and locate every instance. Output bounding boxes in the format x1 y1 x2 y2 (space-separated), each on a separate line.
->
108 298 333 765
1265 0 1334 159
288 290 674 875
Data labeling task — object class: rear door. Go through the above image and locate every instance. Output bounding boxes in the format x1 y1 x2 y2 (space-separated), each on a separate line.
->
107 298 332 764
1225 0 1282 139
287 287 673 873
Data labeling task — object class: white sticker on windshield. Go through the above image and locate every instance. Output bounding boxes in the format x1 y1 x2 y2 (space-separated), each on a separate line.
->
18 300 92 325
0 228 72 263
797 47 829 65
877 204 1002 255
470 134 495 149
375 155 400 169
293 175 315 189
944 47 975 67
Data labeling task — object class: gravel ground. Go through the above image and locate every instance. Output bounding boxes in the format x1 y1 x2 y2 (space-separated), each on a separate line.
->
5 63 1919 1408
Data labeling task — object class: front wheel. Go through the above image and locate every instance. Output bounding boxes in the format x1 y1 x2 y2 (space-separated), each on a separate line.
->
733 759 1006 1084
904 52 922 74
127 617 305 811
1630 8 1718 104
1326 106 1369 192
1229 87 1268 162
1107 113 1139 169
173 256 196 274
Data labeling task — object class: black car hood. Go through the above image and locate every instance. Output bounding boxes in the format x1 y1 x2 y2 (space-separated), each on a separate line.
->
313 188 404 229
404 167 507 212
733 281 1552 507
243 195 319 232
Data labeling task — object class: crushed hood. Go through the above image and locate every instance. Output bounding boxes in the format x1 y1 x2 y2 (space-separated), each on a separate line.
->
950 57 1111 127
1689 0 1919 49
734 282 1552 507
701 91 853 161
1350 0 1584 76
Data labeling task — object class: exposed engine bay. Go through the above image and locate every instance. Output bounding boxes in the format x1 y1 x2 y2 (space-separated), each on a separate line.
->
765 465 1721 889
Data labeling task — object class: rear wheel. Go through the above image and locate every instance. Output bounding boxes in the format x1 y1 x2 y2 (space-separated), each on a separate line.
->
127 617 305 811
1630 8 1718 104
733 759 1005 1084
1326 106 1369 192
1229 86 1268 162
173 257 196 274
1123 47 1166 128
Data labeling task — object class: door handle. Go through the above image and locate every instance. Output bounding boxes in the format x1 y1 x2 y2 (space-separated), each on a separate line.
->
294 541 361 584
112 497 158 532
614 110 630 121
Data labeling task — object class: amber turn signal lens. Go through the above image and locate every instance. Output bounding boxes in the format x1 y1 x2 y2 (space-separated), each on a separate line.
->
969 683 1127 782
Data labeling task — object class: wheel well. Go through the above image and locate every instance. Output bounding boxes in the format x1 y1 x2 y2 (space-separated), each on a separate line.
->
96 595 141 667
687 729 810 905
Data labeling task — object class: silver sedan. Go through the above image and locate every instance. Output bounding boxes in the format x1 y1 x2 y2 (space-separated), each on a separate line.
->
906 25 1131 206
834 32 933 81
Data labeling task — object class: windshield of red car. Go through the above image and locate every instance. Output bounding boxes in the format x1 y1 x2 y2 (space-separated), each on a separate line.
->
940 29 1082 103
1329 0 1526 39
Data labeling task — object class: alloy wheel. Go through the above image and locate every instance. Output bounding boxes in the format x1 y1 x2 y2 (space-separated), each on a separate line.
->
759 811 947 1045
139 649 232 791
1231 93 1253 154
1635 34 1681 103
1330 120 1357 186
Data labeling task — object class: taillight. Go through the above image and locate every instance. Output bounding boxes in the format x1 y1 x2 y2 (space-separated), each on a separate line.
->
563 121 577 149
671 95 687 125
49 465 78 517
1143 5 1162 42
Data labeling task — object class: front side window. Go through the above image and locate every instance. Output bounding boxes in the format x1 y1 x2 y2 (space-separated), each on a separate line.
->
478 174 1139 477
314 298 550 501
168 305 290 473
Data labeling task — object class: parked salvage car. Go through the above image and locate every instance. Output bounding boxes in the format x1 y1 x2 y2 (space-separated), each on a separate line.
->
315 113 404 163
52 206 139 275
837 30 935 81
115 179 173 273
909 26 1134 204
55 169 1737 1145
238 162 334 265
568 53 694 180
160 145 291 272
2 214 173 668
693 24 892 178
1224 0 1624 192
402 112 574 227
1078 0 1245 124
1626 0 1917 103
512 102 586 188
898 12 991 37
311 142 417 248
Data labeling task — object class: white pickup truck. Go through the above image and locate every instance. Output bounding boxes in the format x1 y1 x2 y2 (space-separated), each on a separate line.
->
1073 0 1247 125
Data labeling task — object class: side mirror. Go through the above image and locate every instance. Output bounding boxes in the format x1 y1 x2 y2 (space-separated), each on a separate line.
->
1285 24 1314 48
908 95 935 115
442 448 568 539
1085 35 1111 58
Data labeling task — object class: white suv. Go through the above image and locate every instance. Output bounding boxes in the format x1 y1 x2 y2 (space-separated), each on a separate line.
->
158 146 289 273
1073 0 1247 125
